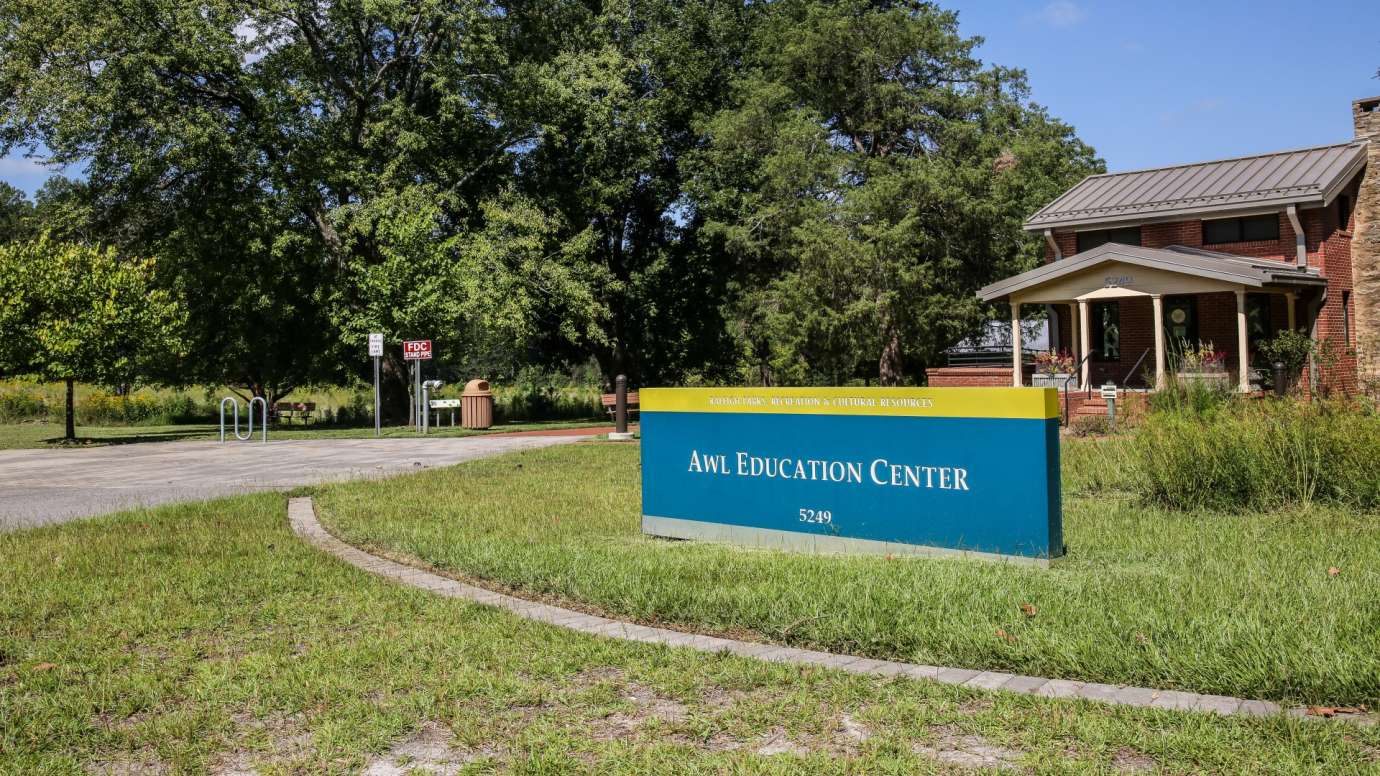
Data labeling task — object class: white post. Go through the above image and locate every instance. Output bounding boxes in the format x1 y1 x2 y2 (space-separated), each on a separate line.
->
1286 291 1297 332
1078 299 1091 390
1152 294 1166 389
1010 300 1023 387
1235 289 1250 393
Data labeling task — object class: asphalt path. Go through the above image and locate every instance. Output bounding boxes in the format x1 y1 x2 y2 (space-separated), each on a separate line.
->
0 435 589 531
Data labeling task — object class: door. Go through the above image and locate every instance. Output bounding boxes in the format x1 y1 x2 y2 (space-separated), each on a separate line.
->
1163 296 1198 366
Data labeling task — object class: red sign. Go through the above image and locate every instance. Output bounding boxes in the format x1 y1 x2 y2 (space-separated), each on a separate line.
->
402 339 433 360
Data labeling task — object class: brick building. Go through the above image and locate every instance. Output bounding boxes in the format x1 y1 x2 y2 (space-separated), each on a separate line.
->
933 96 1380 396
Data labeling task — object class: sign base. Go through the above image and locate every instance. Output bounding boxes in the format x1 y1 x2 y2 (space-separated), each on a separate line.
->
642 514 1050 568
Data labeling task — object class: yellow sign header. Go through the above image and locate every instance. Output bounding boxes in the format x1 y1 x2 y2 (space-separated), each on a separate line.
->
641 387 1059 420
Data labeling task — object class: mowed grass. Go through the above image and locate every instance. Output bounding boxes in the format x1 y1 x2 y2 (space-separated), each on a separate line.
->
318 441 1380 707
0 419 612 450
11 497 1380 772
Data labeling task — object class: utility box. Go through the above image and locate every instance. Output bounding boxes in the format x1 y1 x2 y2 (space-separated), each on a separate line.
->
462 379 494 429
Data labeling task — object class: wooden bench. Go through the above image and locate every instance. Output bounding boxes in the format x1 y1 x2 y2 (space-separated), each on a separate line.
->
600 391 640 419
274 402 317 424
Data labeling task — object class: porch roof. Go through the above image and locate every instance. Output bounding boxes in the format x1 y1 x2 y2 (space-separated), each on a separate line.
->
977 242 1324 303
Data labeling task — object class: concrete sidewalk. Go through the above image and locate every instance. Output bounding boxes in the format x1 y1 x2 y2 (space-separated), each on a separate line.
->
0 435 589 531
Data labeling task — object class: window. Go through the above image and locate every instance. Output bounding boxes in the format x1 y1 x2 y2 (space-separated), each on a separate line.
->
1343 290 1352 345
1202 214 1280 244
1338 195 1353 231
1090 301 1120 361
1076 226 1142 253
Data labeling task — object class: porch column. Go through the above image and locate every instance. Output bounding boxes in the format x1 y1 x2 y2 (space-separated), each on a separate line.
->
1286 291 1297 332
1010 300 1022 387
1152 294 1166 389
1068 303 1080 363
1078 299 1091 390
1235 289 1250 393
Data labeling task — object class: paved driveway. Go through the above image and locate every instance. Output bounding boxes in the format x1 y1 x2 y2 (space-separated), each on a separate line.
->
0 435 589 531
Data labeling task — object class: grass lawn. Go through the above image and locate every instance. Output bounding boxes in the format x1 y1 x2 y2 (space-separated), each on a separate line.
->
317 441 1380 708
4 493 1380 773
0 419 613 450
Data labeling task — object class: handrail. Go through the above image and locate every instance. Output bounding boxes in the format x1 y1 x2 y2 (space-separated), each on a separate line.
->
1058 352 1093 426
1121 347 1152 388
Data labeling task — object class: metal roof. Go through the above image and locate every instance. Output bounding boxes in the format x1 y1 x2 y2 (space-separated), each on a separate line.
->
978 243 1324 302
1024 141 1368 230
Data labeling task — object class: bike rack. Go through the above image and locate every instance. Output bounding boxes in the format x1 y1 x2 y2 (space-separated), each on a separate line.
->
220 396 268 443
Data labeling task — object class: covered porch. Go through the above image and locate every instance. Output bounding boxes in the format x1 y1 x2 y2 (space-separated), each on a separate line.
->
976 243 1325 392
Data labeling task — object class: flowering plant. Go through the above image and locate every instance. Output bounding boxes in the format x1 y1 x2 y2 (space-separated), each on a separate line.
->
1034 349 1075 375
1178 340 1227 372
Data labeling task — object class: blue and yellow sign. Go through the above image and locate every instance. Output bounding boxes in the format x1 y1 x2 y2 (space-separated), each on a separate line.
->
640 387 1063 564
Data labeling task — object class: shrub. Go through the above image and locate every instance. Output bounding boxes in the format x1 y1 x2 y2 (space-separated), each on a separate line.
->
75 390 215 425
1133 400 1380 511
1067 413 1112 437
0 387 50 422
1147 376 1237 417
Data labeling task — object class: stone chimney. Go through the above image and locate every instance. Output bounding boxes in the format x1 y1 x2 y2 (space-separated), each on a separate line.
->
1353 96 1380 391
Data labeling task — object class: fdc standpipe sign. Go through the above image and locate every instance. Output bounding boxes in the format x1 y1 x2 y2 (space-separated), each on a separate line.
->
639 387 1063 565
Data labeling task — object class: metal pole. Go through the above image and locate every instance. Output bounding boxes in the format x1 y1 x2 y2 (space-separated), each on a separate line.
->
609 374 634 441
373 355 381 437
615 374 628 435
413 360 421 432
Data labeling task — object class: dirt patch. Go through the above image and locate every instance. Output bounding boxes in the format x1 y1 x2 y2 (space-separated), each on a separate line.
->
85 749 170 775
208 711 313 776
751 726 810 756
912 725 1026 771
361 721 498 776
586 675 689 741
1111 746 1158 773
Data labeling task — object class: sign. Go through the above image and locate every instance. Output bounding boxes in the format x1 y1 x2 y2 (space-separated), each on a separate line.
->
368 333 384 357
403 339 432 360
640 387 1062 565
1099 383 1118 401
429 399 461 409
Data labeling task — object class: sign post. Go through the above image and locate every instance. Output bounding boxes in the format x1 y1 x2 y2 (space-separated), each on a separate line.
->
402 340 433 433
1100 383 1118 430
639 387 1063 565
368 333 383 437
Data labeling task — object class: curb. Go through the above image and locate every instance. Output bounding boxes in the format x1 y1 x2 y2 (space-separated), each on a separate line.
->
287 497 1372 725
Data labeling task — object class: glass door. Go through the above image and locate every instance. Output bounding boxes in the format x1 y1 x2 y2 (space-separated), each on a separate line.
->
1163 295 1198 367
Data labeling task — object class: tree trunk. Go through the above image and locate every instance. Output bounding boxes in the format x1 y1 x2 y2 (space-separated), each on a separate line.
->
64 377 76 441
879 324 904 386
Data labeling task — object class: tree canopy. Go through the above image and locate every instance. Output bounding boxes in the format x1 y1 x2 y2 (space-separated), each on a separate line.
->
0 237 185 438
0 0 1102 391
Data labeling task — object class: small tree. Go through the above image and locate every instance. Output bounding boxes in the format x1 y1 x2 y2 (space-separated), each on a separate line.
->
0 237 184 440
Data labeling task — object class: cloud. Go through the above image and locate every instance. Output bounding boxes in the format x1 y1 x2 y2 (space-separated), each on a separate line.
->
1158 99 1224 126
1033 1 1085 28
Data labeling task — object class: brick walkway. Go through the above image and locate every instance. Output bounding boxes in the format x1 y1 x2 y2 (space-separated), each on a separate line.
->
288 497 1372 725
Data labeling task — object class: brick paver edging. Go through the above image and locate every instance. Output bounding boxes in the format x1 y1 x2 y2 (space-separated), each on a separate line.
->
288 497 1371 725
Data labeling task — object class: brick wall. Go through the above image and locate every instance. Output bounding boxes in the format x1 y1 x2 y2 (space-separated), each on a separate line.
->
925 367 1018 387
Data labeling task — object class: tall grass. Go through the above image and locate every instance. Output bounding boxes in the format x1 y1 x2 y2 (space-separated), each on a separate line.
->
1133 399 1380 511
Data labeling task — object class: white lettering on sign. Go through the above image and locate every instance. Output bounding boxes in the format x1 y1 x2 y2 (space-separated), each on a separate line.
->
685 449 970 491
403 339 432 360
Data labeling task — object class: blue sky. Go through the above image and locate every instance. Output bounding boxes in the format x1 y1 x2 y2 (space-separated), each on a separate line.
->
2 1 1377 195
947 0 1379 171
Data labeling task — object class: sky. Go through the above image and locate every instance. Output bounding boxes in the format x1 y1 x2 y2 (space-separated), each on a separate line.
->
2 1 1378 196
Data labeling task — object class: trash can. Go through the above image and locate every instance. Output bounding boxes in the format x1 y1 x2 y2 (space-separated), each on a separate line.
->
461 379 493 430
